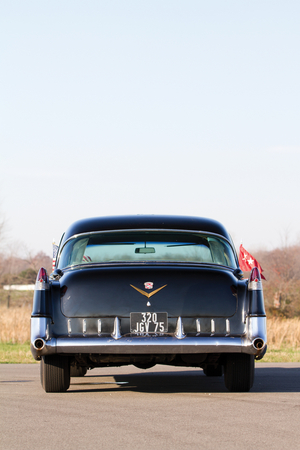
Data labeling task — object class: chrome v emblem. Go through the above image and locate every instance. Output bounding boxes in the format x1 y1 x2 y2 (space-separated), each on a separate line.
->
130 284 167 298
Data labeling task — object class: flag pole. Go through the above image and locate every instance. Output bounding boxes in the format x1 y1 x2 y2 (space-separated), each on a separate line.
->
52 239 57 272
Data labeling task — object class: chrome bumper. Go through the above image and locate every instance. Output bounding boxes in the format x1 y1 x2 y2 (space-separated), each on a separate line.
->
31 316 267 360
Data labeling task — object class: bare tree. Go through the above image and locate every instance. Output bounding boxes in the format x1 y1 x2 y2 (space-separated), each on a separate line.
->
23 250 52 273
257 243 300 317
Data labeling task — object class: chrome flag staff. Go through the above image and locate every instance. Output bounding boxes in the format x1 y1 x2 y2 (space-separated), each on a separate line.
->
238 244 266 280
52 242 58 272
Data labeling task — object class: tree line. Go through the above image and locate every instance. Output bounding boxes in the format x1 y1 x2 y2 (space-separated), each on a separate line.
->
256 244 300 317
0 251 52 285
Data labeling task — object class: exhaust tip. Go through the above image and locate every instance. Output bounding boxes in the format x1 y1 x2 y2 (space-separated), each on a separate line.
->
253 338 265 350
34 338 45 350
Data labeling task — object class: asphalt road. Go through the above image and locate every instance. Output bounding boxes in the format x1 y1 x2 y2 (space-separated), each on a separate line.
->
1 363 300 450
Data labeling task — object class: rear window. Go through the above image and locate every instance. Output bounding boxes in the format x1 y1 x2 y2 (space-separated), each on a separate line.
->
58 231 237 269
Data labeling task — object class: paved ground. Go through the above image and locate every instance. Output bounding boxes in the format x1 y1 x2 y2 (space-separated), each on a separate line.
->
1 363 300 450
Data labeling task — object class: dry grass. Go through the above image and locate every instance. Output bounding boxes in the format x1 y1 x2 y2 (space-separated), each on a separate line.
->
1 305 300 350
0 304 31 344
267 317 300 349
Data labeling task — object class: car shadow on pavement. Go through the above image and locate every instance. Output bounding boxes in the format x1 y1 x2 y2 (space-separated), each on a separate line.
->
68 366 300 394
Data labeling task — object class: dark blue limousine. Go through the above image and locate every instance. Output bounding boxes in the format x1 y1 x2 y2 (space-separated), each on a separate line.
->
31 215 267 392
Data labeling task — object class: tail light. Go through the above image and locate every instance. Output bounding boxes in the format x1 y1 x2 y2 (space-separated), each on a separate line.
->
35 267 49 290
248 267 262 291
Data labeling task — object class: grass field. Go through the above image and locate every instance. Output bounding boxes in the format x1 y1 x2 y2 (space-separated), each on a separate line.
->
0 343 37 364
1 304 300 363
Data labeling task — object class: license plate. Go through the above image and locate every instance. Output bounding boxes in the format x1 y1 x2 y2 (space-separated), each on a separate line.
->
130 312 168 334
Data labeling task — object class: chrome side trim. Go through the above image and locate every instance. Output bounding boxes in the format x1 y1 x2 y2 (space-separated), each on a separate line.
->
83 319 87 335
98 319 102 335
196 318 201 333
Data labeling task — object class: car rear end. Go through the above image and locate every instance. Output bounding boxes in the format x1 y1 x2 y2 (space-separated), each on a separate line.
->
31 217 267 392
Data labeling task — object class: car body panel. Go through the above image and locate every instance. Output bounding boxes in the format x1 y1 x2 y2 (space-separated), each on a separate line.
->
60 266 238 319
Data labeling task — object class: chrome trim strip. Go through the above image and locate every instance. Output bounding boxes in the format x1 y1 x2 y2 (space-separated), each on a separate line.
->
63 261 234 272
35 281 50 290
226 319 230 336
248 281 263 291
175 317 186 339
196 318 201 333
83 319 87 335
68 319 72 335
210 319 215 335
46 322 50 340
111 317 121 340
98 319 102 335
63 228 233 246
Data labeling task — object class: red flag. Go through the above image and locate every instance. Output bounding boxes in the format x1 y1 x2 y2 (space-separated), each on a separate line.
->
238 244 266 280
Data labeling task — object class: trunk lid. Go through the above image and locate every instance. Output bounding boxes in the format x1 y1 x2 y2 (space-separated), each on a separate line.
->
60 265 238 318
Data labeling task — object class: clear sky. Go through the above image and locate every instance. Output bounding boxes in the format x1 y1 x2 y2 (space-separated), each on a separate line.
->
1 1 299 257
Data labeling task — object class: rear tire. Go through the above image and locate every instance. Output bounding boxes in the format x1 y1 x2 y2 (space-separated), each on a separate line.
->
224 354 254 392
40 356 45 390
41 355 70 392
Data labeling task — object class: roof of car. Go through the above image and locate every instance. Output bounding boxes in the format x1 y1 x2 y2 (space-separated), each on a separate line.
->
61 215 231 245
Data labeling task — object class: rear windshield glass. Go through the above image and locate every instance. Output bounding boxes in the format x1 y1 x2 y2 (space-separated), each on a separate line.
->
58 231 237 269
